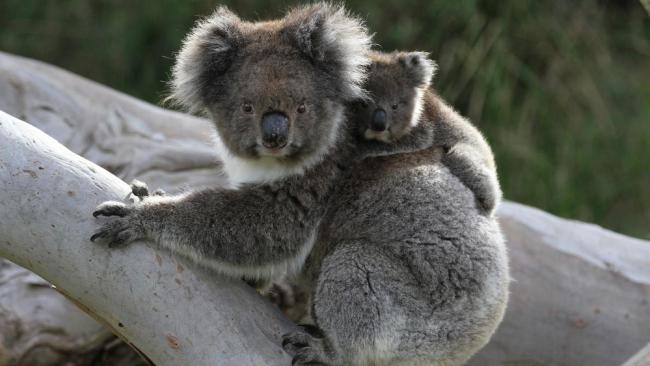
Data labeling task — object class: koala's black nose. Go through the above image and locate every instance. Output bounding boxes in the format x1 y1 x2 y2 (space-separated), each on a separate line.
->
261 112 289 149
370 108 387 132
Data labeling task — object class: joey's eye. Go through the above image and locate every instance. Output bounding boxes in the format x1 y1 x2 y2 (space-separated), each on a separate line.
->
297 103 307 114
241 103 253 114
391 104 399 110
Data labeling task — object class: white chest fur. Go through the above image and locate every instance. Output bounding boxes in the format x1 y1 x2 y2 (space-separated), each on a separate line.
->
212 133 310 187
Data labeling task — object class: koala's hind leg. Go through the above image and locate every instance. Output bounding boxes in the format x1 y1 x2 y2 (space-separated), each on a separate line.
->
284 241 485 366
283 242 403 366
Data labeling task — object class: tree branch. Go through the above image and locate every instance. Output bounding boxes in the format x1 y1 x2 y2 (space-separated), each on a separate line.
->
1 51 650 366
0 111 295 366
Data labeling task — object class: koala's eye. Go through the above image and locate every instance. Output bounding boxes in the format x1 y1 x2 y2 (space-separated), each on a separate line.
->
241 103 253 114
391 103 399 110
297 103 307 114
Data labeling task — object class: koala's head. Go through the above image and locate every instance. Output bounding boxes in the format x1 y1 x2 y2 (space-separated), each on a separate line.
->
354 51 437 142
169 3 371 173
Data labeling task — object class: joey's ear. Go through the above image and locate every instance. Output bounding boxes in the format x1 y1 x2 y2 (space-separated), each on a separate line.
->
282 3 372 100
399 52 437 88
168 6 243 113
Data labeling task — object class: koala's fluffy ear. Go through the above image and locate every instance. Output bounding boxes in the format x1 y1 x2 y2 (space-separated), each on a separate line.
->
399 52 437 88
168 6 243 113
282 3 372 100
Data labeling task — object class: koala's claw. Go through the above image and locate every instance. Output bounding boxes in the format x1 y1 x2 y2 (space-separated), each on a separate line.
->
297 324 325 338
282 331 330 365
130 179 150 199
265 282 296 311
91 201 142 247
292 348 325 365
90 222 138 247
93 201 131 217
90 218 141 247
130 179 166 200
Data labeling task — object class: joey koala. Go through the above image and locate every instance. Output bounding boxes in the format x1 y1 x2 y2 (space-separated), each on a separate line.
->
91 3 509 366
355 51 502 215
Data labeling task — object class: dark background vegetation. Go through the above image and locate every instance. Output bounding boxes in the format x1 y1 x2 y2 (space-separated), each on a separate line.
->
1 0 648 238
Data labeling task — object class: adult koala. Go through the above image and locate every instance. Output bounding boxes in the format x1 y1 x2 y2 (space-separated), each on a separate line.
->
91 3 509 366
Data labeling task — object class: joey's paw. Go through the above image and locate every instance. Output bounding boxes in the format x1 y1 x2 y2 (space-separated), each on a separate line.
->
91 201 143 248
476 195 496 215
473 182 500 216
282 331 330 365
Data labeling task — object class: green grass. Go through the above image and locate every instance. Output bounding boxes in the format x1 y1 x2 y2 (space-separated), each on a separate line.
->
1 0 649 238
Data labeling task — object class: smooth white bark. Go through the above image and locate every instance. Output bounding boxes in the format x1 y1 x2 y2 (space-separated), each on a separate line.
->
1 51 650 366
469 202 650 366
622 343 650 366
0 111 295 366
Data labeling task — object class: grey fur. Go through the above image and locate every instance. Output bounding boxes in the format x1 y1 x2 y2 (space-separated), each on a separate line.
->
92 4 509 365
355 51 502 215
166 3 371 181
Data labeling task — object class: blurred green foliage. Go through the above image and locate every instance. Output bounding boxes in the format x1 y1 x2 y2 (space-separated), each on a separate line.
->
1 0 649 238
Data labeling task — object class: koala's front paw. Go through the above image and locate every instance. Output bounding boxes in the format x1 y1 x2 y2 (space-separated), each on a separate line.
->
130 179 166 200
91 201 144 248
282 330 332 365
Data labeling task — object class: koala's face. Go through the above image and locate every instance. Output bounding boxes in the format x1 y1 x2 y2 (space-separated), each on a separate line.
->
354 52 436 142
208 52 342 163
169 4 371 168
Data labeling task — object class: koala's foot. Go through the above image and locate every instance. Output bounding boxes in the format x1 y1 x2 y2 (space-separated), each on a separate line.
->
245 278 270 290
297 324 325 338
129 179 166 200
91 201 144 248
282 330 334 365
262 281 312 323
264 282 296 311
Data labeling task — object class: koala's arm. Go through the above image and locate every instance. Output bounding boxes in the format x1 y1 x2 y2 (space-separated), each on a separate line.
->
91 182 323 278
434 102 502 214
358 121 434 158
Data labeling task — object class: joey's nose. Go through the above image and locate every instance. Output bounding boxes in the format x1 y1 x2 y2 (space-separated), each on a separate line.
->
370 108 387 132
261 112 289 149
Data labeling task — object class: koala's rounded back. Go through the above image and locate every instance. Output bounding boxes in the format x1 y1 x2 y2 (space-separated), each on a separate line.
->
307 148 509 365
